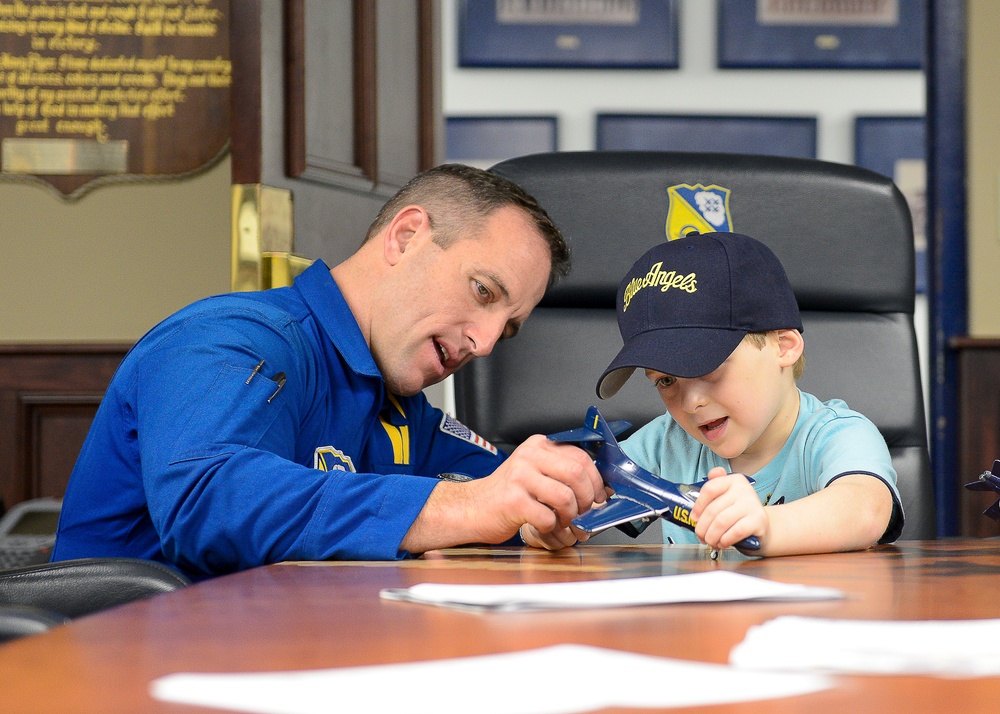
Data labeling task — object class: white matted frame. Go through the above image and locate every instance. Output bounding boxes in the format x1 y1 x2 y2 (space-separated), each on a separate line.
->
855 116 926 293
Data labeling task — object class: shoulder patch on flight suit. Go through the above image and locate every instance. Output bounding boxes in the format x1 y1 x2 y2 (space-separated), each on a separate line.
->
438 414 497 455
314 446 356 472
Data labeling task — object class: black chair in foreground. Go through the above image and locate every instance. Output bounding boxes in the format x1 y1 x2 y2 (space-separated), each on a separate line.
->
0 495 191 643
0 557 190 643
455 151 935 543
0 498 191 642
0 604 69 644
0 557 190 621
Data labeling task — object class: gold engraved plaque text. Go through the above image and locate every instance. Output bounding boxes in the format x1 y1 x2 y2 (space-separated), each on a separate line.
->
0 0 230 197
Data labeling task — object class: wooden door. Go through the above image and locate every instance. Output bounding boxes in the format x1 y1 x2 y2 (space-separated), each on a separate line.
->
230 0 439 270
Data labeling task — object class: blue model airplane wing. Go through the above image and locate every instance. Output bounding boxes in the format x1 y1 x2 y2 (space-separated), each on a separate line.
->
547 414 632 445
573 496 656 534
605 420 633 437
574 481 671 535
547 427 606 444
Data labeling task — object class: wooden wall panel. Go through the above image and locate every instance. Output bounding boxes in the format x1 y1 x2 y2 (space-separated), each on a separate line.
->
235 0 440 268
0 345 129 510
955 338 1000 537
284 0 436 194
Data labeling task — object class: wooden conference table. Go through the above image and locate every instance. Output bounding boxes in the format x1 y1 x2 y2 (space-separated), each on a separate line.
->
2 539 1000 713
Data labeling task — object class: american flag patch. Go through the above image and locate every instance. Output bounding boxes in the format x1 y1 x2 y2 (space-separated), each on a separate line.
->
439 414 497 455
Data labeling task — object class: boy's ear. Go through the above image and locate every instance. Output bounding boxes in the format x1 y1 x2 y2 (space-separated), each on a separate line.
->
383 205 431 266
775 329 804 368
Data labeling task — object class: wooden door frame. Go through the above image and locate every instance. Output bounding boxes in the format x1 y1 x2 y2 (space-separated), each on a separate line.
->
927 0 967 536
230 0 264 185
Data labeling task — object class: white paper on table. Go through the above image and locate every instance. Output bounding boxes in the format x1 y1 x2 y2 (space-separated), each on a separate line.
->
731 616 1000 678
151 644 834 714
378 570 843 611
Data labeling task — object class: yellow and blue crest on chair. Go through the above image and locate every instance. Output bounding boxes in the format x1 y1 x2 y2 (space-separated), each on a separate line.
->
665 184 733 240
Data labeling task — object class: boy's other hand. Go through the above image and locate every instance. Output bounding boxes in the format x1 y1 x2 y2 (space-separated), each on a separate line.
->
691 466 769 551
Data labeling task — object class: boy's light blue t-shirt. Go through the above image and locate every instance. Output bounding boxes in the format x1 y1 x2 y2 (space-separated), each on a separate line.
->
619 389 904 545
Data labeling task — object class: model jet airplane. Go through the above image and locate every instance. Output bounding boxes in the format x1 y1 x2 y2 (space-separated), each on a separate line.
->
548 406 760 553
965 459 1000 521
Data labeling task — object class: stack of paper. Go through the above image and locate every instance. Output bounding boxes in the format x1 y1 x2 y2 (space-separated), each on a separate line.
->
731 616 1000 677
379 570 843 611
152 644 833 714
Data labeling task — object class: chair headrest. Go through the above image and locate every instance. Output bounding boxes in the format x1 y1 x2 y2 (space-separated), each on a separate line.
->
491 151 915 314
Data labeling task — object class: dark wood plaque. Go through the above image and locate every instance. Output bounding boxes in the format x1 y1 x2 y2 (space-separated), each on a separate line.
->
0 0 230 197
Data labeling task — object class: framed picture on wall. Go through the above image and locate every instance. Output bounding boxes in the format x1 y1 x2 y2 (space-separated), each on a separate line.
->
458 0 678 69
446 116 558 169
596 114 817 158
717 0 925 69
855 116 927 293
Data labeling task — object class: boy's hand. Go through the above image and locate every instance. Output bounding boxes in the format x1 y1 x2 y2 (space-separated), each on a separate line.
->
691 466 768 550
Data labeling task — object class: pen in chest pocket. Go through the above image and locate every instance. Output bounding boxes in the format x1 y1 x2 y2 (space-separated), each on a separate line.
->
244 359 286 403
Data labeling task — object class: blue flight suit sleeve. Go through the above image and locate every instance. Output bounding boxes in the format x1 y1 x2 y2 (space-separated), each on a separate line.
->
133 307 458 577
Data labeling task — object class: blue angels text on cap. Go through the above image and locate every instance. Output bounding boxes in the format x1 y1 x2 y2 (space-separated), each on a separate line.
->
597 232 802 399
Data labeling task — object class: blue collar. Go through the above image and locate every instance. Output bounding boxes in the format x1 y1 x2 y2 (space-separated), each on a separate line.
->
293 259 381 380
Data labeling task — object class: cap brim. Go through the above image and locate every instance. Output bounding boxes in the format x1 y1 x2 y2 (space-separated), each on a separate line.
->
596 327 747 399
596 366 637 401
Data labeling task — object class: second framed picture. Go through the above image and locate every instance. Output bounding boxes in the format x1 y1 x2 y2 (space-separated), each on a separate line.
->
446 116 558 168
596 114 817 158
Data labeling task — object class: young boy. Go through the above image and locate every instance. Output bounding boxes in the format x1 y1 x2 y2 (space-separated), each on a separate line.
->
594 231 903 556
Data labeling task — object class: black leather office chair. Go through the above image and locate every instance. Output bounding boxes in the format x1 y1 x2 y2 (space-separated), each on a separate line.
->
0 494 192 642
454 151 935 542
0 559 190 642
0 604 68 644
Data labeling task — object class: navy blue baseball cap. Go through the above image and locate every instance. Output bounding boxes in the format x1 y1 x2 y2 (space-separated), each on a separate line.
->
597 232 803 399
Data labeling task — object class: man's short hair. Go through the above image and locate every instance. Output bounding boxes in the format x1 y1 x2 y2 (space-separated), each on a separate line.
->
364 164 570 289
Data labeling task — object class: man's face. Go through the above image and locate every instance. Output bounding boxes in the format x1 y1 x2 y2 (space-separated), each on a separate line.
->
371 205 551 397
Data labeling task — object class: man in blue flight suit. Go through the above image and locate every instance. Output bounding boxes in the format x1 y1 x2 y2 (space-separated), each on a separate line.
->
52 164 605 579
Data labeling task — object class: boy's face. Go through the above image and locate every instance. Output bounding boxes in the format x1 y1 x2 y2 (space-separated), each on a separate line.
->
644 331 802 474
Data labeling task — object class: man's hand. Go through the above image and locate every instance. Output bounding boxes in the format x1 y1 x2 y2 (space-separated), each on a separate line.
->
520 521 592 550
480 435 605 543
690 466 768 551
400 434 605 553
